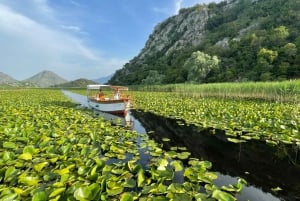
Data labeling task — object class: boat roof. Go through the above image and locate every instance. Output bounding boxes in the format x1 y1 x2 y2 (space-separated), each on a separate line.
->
87 84 128 90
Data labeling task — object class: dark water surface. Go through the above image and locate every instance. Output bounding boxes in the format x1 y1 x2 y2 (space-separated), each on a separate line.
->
63 91 300 201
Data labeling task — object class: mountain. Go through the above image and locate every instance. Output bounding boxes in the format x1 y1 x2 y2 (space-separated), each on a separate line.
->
0 72 21 86
22 70 68 87
52 78 98 88
93 74 113 84
109 0 300 85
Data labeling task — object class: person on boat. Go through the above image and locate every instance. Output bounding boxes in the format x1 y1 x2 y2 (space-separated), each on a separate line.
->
97 89 105 100
114 89 120 100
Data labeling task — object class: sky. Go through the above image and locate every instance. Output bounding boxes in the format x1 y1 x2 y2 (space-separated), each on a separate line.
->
0 0 222 81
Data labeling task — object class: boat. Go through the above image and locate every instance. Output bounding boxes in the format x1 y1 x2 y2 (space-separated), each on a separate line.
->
87 84 131 116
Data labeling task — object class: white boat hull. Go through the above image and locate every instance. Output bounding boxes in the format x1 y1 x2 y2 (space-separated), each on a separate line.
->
87 98 130 115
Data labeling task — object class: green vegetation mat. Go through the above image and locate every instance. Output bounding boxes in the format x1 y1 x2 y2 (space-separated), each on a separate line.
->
0 89 246 201
133 91 299 145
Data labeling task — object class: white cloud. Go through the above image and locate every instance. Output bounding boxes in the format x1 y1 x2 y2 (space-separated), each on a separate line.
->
0 2 126 80
70 0 81 7
174 0 184 14
60 25 81 32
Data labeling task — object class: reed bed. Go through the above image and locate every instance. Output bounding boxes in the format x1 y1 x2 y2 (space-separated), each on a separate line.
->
130 80 300 103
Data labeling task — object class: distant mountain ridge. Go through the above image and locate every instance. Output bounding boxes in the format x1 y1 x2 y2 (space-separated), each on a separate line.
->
22 70 68 87
0 70 105 88
0 72 21 86
52 78 98 88
93 74 113 84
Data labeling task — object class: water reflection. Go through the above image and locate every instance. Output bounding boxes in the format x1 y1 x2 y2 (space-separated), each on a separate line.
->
93 110 134 129
131 110 300 201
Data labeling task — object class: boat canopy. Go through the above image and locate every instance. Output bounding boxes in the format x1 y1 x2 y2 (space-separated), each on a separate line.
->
87 84 128 91
87 84 110 90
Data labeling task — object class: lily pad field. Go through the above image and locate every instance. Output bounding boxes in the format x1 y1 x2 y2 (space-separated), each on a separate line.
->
1 89 247 201
0 86 299 200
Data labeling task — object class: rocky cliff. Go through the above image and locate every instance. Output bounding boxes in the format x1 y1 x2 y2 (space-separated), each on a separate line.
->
109 0 300 85
140 6 209 59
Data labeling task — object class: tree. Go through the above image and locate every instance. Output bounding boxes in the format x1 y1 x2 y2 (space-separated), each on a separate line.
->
255 48 278 80
141 70 165 85
183 51 219 83
281 43 297 58
268 26 289 47
257 48 278 63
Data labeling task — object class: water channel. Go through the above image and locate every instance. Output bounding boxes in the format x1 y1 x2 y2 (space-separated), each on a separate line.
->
63 90 300 201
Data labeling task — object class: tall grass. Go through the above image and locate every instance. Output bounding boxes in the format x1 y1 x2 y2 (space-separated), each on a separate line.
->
130 80 300 103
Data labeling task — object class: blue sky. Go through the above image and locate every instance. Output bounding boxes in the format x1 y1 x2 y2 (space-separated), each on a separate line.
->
0 0 222 81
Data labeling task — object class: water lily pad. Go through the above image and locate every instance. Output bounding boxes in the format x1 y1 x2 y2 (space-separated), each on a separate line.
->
33 162 49 172
49 187 66 198
3 142 17 149
18 173 39 186
32 191 47 201
176 152 191 160
171 160 183 172
18 153 32 161
120 192 134 201
212 189 236 201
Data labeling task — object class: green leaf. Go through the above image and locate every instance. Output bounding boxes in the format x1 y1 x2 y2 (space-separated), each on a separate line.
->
106 186 124 196
212 189 236 201
3 142 17 149
171 160 183 172
122 178 136 188
162 138 170 142
78 166 89 176
3 151 15 161
120 192 134 201
137 169 145 187
152 196 169 201
177 152 191 160
33 162 49 172
0 193 18 201
157 158 168 171
18 153 32 161
18 173 39 186
227 138 246 143
167 193 192 201
13 187 25 196
32 191 47 201
167 183 186 194
90 183 101 199
23 145 36 154
4 167 18 182
271 186 282 192
60 144 72 154
74 186 90 200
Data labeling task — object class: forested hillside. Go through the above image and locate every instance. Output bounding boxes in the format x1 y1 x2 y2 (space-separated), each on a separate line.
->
109 0 300 85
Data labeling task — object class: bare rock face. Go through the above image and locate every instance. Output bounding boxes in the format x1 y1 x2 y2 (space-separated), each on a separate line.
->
140 6 209 59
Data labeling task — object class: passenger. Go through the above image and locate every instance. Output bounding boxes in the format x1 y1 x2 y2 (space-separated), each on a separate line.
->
114 89 120 100
98 89 105 100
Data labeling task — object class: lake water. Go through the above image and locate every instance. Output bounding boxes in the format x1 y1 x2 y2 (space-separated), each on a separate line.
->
63 90 300 201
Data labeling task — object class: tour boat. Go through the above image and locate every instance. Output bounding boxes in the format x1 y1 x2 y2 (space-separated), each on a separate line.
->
87 84 131 116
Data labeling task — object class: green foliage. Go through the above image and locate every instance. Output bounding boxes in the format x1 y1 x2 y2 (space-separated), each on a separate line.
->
109 0 300 85
184 51 219 83
141 70 165 85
